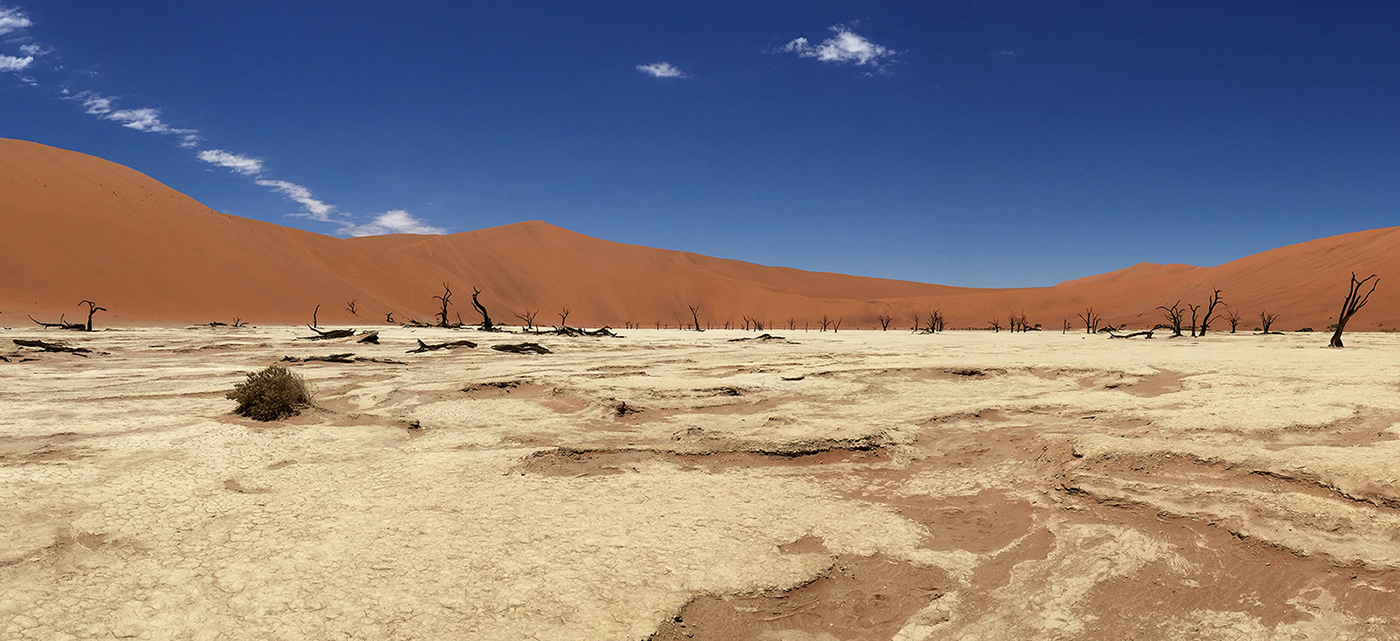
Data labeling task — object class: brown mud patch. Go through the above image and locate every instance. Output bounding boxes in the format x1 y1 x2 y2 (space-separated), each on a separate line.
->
648 553 948 641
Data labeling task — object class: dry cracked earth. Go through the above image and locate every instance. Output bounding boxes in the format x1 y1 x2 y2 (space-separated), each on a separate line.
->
3 325 1400 639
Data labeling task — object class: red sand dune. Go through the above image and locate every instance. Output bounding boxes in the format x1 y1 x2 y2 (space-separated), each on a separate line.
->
3 137 1398 331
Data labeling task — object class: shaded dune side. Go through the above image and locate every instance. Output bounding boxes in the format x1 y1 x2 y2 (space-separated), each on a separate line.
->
2 137 1398 329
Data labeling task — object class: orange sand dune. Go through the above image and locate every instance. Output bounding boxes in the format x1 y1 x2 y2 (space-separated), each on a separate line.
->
3 138 1397 331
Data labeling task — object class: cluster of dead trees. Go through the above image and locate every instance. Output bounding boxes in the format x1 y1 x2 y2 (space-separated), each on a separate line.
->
914 311 945 334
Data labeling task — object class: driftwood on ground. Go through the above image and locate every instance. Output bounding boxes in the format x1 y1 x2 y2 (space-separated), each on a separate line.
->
1107 330 1156 339
728 333 787 343
301 326 357 340
408 339 478 353
357 332 380 344
491 342 552 354
29 315 87 331
544 326 619 337
14 339 92 356
281 353 407 365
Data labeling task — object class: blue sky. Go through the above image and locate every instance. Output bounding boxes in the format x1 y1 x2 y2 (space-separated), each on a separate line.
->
2 2 1397 288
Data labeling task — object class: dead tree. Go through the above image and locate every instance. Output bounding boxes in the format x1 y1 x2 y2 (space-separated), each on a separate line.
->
1077 308 1101 334
819 315 833 332
1158 301 1185 337
471 286 496 331
1259 312 1280 334
312 304 321 328
689 305 703 332
434 284 454 328
1198 289 1225 336
1225 310 1242 333
346 300 358 316
988 318 1002 333
787 318 797 331
832 318 842 333
876 314 893 331
1187 303 1200 337
385 312 394 324
76 300 106 332
514 309 540 332
559 307 571 328
1330 272 1379 348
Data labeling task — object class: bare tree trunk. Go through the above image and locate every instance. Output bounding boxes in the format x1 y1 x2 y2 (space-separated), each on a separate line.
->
1199 289 1224 336
78 300 106 332
1330 273 1379 347
434 284 453 328
689 305 703 332
471 286 494 331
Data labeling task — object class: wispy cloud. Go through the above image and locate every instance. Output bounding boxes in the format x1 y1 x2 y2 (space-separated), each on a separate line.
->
197 149 263 176
12 4 438 238
0 7 32 35
636 61 687 79
779 25 896 69
73 91 200 146
255 179 336 222
340 210 446 237
0 53 31 71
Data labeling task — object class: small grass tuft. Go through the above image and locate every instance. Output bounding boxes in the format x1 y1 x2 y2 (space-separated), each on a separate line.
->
227 365 313 421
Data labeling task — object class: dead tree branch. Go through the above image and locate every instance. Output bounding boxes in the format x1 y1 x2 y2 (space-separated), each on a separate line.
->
407 338 478 353
1330 272 1379 348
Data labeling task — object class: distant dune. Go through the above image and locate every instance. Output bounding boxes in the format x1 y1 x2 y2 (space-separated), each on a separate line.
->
3 137 1397 330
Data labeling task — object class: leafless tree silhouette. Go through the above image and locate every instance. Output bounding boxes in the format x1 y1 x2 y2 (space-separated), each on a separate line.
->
1198 289 1225 336
1077 308 1101 334
558 307 571 328
819 315 833 332
1259 312 1280 334
434 284 454 328
1158 301 1185 337
1330 272 1379 347
77 300 106 332
787 318 797 331
346 300 358 316
689 305 703 332
1224 310 1242 333
471 286 496 331
514 308 540 332
876 314 893 331
988 318 1002 333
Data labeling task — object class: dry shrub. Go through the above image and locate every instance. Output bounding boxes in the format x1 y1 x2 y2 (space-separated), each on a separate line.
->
227 365 313 421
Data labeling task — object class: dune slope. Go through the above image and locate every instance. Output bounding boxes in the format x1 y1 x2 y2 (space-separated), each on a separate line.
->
2 138 1397 330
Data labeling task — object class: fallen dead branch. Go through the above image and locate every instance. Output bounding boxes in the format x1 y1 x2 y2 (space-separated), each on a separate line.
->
729 333 789 343
546 326 619 337
28 314 86 331
357 331 380 344
1107 329 1156 339
281 353 406 365
300 327 356 340
14 339 92 356
407 338 478 353
491 342 551 354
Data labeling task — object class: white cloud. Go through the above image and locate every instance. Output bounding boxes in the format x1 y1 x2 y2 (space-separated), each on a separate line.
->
197 149 263 176
255 179 336 221
72 91 201 145
636 61 687 79
340 210 445 237
0 54 31 71
0 7 32 35
19 43 41 56
780 25 896 68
